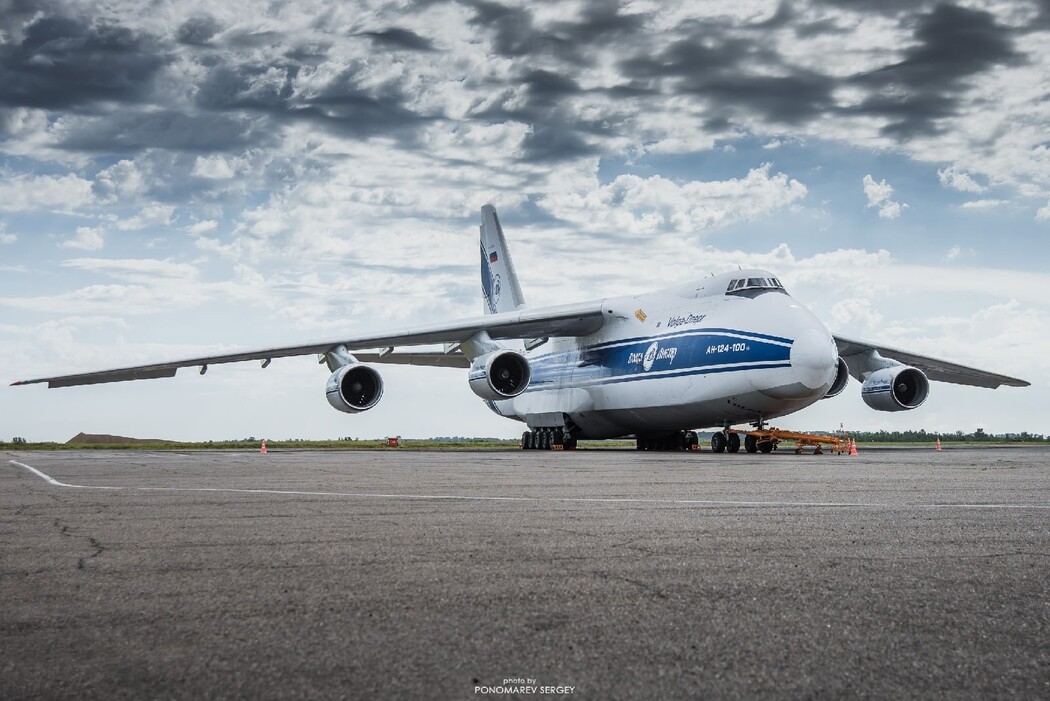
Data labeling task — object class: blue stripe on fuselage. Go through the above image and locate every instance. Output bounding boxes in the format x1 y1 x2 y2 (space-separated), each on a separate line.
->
580 326 794 350
523 329 794 391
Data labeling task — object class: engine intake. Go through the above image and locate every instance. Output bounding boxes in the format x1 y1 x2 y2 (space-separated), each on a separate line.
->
861 366 929 412
469 350 531 400
326 364 384 413
822 357 850 399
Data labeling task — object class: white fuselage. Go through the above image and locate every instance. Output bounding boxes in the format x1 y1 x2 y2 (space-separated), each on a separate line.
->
489 270 839 439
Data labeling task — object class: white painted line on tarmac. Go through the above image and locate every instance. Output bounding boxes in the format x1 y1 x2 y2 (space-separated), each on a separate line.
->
9 461 122 490
9 460 1050 510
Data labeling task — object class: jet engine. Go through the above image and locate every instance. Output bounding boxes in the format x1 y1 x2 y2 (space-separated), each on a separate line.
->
861 365 929 412
326 363 384 413
822 357 850 399
468 349 531 400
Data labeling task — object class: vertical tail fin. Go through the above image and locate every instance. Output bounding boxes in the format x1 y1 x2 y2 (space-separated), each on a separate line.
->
480 204 527 315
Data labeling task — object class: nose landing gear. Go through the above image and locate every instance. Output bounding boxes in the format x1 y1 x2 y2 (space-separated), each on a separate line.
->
710 430 742 453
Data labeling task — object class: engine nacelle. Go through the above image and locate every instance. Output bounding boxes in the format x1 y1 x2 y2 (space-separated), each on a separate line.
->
861 366 929 412
326 363 384 413
468 350 531 400
822 357 850 399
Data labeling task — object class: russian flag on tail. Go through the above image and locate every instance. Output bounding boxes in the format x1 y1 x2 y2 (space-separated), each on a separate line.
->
489 250 498 263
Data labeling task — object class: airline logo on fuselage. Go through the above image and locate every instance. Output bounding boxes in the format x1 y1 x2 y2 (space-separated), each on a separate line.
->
629 341 678 371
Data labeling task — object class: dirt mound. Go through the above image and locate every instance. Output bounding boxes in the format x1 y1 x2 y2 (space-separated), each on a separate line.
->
66 432 173 445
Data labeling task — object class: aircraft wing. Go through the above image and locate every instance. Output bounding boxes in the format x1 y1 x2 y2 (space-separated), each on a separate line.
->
12 300 604 389
353 352 471 369
833 334 1030 389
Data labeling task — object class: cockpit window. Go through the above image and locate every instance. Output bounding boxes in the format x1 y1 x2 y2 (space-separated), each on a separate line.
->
726 276 789 298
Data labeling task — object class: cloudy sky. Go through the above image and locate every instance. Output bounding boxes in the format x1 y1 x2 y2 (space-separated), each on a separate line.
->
2 0 1048 442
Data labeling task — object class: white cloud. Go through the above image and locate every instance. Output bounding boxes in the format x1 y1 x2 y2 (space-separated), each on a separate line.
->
61 258 200 284
93 160 146 203
943 245 975 261
862 175 908 219
937 167 986 193
0 222 15 244
186 220 219 235
60 226 105 251
0 173 94 212
115 203 175 231
1037 198 1050 220
540 164 808 236
830 297 883 329
961 199 1009 209
192 155 237 180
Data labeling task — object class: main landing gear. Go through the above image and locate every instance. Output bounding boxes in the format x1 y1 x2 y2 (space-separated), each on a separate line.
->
711 429 774 454
521 428 578 451
635 431 701 451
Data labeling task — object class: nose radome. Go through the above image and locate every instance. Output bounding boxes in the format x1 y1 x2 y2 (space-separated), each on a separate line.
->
790 328 837 390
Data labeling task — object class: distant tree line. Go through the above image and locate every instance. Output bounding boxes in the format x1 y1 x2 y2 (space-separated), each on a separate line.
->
847 428 1047 443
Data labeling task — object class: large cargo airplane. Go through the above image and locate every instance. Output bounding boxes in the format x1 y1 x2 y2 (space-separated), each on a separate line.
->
13 205 1028 451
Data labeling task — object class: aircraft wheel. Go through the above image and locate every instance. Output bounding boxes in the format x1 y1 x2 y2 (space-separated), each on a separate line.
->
686 431 700 451
759 440 774 454
522 431 531 450
541 430 552 450
727 432 741 453
711 432 727 453
744 434 758 453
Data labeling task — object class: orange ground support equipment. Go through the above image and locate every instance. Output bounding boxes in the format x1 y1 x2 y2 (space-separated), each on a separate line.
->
733 427 850 455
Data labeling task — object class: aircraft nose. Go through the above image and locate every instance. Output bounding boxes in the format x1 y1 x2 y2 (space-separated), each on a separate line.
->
790 327 837 390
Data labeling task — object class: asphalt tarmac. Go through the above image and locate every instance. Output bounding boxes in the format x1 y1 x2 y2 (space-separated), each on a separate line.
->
2 447 1047 700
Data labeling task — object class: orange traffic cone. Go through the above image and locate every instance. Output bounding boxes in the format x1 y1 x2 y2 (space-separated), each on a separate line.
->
849 438 858 456
935 436 942 452
260 439 267 454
